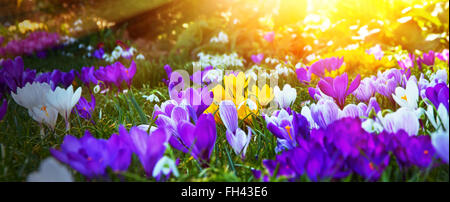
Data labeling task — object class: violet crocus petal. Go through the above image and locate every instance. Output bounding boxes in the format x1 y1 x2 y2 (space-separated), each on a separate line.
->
347 74 361 95
332 73 348 106
193 114 217 161
219 100 239 133
318 79 334 98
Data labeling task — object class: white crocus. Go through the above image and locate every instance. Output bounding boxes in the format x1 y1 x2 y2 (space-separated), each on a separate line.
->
429 104 449 164
11 82 51 110
46 85 82 129
377 107 419 136
11 82 58 129
274 84 297 109
30 105 58 130
392 79 419 109
152 156 179 178
27 157 73 182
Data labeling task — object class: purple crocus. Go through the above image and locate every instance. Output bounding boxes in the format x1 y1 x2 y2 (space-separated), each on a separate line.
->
170 113 217 165
162 64 173 86
78 66 98 88
121 60 136 88
0 97 7 121
264 109 310 151
106 133 132 173
425 83 449 110
179 87 213 120
119 125 167 177
61 70 76 88
219 101 252 159
398 53 415 69
0 56 36 93
417 50 435 70
309 57 344 78
75 94 96 121
50 131 111 178
353 77 375 102
251 53 264 65
263 31 275 43
190 65 213 85
93 48 105 59
296 67 311 84
94 63 122 90
436 49 449 62
392 131 436 168
318 73 361 108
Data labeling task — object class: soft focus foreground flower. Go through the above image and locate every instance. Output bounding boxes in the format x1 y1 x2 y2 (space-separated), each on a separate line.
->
50 131 112 178
274 84 296 109
119 125 167 176
392 78 419 109
27 157 73 182
318 73 361 108
219 101 252 159
171 113 217 164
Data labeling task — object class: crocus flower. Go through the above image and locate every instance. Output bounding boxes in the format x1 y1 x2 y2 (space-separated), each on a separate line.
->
177 87 214 120
50 131 111 178
309 57 344 78
61 70 76 88
78 66 98 88
431 129 449 164
75 94 96 121
417 50 435 70
366 45 384 60
392 78 419 109
352 77 375 102
296 67 311 84
0 98 6 121
46 85 82 129
0 56 36 93
436 49 449 62
377 107 419 136
425 83 449 110
11 82 59 128
171 113 217 165
264 109 310 151
249 84 274 107
274 84 297 109
251 53 264 65
318 73 361 108
398 53 415 69
219 101 252 159
121 60 136 88
93 48 105 59
27 157 73 182
264 31 275 43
